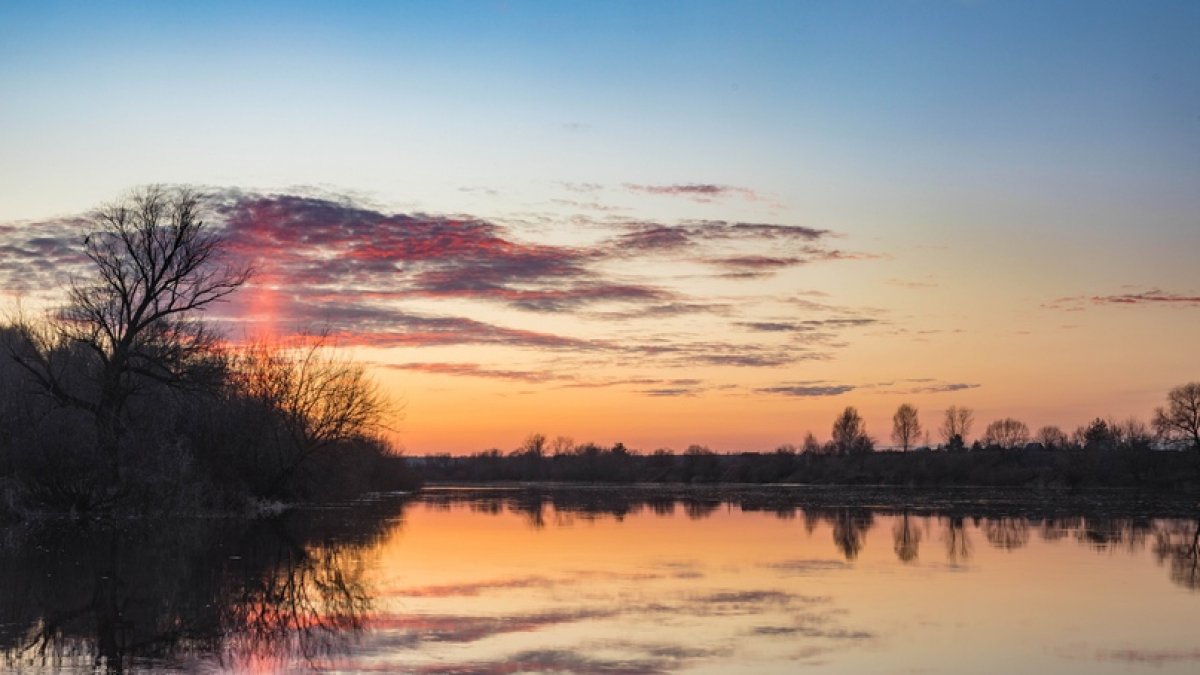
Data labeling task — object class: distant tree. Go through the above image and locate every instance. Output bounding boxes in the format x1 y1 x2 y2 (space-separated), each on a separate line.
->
550 435 575 456
1077 418 1116 451
1036 425 1069 450
831 407 873 455
519 433 547 457
940 406 974 446
982 418 1029 449
1114 417 1153 451
10 186 250 485
1153 382 1200 451
801 432 823 455
891 403 921 452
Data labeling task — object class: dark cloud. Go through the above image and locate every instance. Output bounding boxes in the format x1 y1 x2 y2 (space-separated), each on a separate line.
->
910 383 980 394
1046 288 1200 311
641 387 700 397
214 192 671 314
625 183 752 199
738 318 878 333
756 385 855 397
612 220 828 255
708 255 806 278
1091 289 1200 306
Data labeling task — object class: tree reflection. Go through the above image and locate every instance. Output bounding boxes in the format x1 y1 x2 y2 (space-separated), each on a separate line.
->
830 509 874 560
983 517 1030 551
943 516 971 564
893 512 921 563
1152 518 1200 590
0 497 406 673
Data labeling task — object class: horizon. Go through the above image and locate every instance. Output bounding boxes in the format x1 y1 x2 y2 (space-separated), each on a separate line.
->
2 1 1197 454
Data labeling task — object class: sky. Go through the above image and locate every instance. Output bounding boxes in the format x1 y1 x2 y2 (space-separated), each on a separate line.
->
1 1 1197 454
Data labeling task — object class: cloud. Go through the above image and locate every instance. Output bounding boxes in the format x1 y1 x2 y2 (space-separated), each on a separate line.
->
738 318 878 333
386 363 563 384
560 182 604 193
909 383 980 394
214 192 671 314
1045 288 1200 311
641 387 700 397
624 183 757 201
612 220 828 254
1091 289 1200 306
0 217 91 294
707 255 807 278
885 277 938 289
0 188 883 374
756 385 855 397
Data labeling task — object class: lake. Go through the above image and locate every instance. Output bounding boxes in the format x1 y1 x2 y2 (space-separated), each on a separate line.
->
2 485 1198 673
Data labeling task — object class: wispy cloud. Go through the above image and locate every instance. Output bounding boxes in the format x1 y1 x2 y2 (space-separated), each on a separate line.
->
1045 288 1200 311
756 385 855 397
909 383 980 394
624 183 758 201
1091 289 1200 306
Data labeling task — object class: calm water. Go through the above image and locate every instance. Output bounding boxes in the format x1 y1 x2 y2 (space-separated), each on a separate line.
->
2 486 1199 673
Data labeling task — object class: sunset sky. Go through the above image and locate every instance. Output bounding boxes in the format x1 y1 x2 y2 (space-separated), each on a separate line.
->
1 1 1197 454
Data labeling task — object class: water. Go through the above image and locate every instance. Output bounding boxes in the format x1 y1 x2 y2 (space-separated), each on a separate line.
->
2 486 1198 673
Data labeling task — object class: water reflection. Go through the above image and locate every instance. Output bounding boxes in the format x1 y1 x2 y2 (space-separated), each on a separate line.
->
0 496 406 673
416 486 1200 589
2 487 1198 673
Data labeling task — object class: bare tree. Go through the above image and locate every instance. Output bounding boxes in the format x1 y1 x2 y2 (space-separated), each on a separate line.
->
1153 382 1200 451
231 338 390 494
940 405 974 447
982 418 1030 450
891 403 921 452
831 407 873 455
11 186 249 484
1036 425 1069 449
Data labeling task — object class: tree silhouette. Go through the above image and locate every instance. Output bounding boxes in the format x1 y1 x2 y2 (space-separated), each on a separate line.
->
1036 425 1068 450
891 403 921 452
831 407 873 455
11 186 249 487
982 418 1030 450
940 406 974 448
1153 382 1200 451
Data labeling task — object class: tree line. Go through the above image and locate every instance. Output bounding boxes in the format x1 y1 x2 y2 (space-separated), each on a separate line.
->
417 385 1200 488
816 391 1200 454
0 187 417 517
